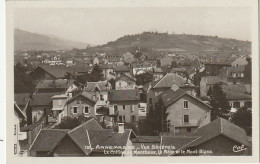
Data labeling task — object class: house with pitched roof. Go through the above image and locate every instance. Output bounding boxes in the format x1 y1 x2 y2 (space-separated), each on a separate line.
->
60 91 97 121
29 119 138 157
84 81 112 107
159 87 211 135
35 79 78 93
108 89 141 123
221 84 252 110
231 56 248 67
152 67 164 81
115 74 136 90
204 57 234 76
113 65 131 76
100 64 114 80
147 73 196 112
183 118 251 156
30 92 60 123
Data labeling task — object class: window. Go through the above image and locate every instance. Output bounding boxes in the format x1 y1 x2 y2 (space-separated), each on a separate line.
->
127 82 131 86
184 115 189 123
131 115 135 122
14 125 16 135
119 82 121 87
119 116 123 122
123 105 125 110
131 105 134 113
184 101 189 109
123 116 126 122
14 144 17 154
73 106 78 114
114 105 118 111
84 106 89 114
233 102 240 108
100 94 104 101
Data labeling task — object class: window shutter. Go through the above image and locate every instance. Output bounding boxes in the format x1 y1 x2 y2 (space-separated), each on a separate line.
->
71 108 73 114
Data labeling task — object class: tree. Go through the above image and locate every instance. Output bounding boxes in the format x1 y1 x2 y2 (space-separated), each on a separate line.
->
138 98 169 135
135 72 153 86
14 63 35 93
108 78 116 89
209 84 230 120
231 107 252 136
53 115 87 129
90 64 103 82
244 57 252 83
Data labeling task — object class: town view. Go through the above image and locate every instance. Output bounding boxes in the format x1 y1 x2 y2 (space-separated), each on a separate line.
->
13 8 252 157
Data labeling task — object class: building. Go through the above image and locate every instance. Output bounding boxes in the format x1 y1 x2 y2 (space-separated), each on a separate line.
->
160 55 173 67
226 66 246 84
93 57 100 65
51 94 69 121
221 84 252 111
115 74 136 90
84 81 112 107
14 103 27 156
60 91 97 120
113 65 131 76
152 67 164 81
29 119 137 157
30 92 59 123
185 118 251 156
204 57 233 76
147 73 196 112
123 52 135 64
199 76 221 98
132 63 154 76
100 64 114 80
160 87 211 135
231 56 248 67
35 79 77 93
108 89 141 123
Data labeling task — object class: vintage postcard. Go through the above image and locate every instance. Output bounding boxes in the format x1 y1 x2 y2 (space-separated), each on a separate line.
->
5 0 259 163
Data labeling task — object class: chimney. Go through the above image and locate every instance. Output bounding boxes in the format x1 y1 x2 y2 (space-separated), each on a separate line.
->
118 123 124 133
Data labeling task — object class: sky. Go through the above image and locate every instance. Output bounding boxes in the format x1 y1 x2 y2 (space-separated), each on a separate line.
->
15 7 252 45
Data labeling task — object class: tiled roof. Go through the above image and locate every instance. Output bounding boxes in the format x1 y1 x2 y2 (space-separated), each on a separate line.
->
190 118 251 147
84 81 112 92
160 88 211 109
36 79 74 89
113 65 130 72
108 89 140 102
66 91 97 104
221 84 251 100
32 65 90 79
14 93 31 106
30 92 60 106
100 64 113 69
30 129 69 151
161 136 200 155
152 73 194 89
115 74 136 82
88 129 132 152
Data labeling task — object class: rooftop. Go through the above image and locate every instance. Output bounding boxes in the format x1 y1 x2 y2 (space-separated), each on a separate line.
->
108 89 140 102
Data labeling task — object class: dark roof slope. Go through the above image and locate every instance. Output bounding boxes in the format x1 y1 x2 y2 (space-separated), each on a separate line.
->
108 89 140 102
88 129 132 152
84 81 111 92
14 93 31 107
30 92 60 106
221 84 251 100
152 73 194 89
160 88 211 109
30 129 69 151
66 91 97 104
190 118 251 147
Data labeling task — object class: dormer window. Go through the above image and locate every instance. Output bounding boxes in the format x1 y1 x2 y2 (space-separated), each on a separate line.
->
184 100 189 109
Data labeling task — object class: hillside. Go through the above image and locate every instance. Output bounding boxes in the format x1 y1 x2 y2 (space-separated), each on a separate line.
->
14 29 89 51
93 32 251 54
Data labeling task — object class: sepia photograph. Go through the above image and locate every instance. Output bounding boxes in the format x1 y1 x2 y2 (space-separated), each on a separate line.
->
5 0 259 163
